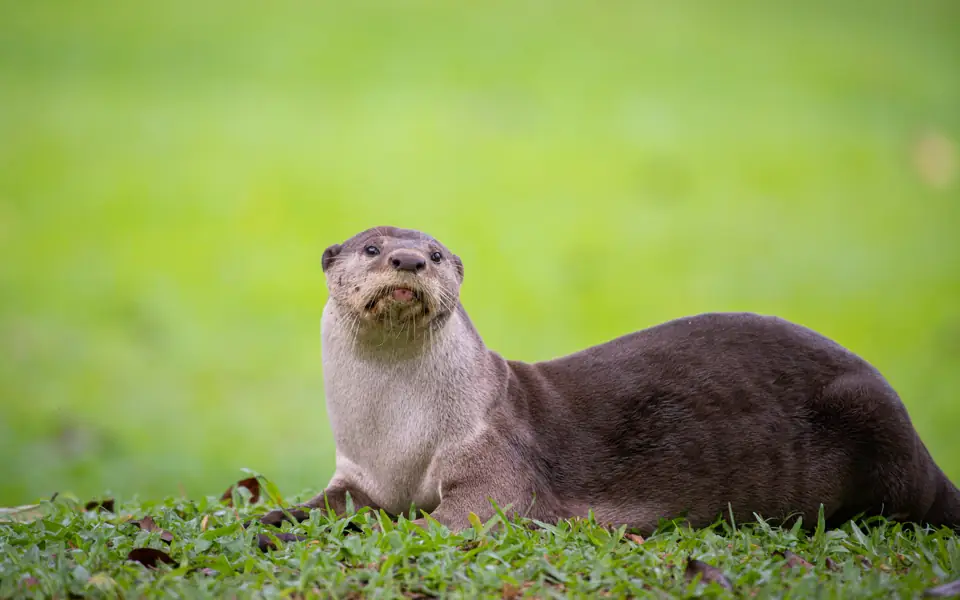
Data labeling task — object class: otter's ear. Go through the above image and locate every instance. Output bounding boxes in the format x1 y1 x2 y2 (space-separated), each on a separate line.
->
452 254 464 282
321 243 342 273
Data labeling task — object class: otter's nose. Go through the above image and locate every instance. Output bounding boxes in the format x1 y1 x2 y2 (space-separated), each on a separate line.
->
388 250 426 273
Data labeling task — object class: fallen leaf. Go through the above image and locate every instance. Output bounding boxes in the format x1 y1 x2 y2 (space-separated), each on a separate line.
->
925 580 960 597
501 582 539 599
257 532 307 552
201 514 209 531
825 557 841 571
624 533 645 545
684 558 733 590
0 504 45 523
129 516 174 543
127 548 175 569
221 477 260 506
777 550 813 571
84 499 115 513
256 507 310 527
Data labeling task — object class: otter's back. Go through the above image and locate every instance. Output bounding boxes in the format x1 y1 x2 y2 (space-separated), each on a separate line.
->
501 312 895 526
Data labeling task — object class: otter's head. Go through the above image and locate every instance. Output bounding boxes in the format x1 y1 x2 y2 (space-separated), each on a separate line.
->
321 226 464 338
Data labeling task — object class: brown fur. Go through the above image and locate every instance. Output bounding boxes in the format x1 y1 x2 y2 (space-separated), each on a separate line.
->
260 226 960 534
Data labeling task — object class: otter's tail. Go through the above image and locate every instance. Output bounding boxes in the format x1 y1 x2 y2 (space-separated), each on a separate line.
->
925 469 960 533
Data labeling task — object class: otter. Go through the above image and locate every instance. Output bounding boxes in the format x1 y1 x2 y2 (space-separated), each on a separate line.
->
259 226 960 535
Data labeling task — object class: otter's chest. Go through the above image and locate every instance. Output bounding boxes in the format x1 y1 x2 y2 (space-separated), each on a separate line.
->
323 359 450 514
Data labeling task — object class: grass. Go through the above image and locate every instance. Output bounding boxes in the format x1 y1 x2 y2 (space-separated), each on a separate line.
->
2 473 958 599
1 0 959 509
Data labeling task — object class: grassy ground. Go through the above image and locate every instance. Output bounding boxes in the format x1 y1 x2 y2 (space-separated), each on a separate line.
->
1 0 958 509
1 1 960 594
2 476 958 599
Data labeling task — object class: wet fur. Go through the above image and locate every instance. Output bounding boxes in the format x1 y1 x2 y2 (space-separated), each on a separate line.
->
260 226 960 534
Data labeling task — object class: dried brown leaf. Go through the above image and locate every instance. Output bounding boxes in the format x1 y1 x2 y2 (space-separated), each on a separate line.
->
501 582 530 599
201 514 209 531
127 548 175 569
85 499 115 513
221 477 261 505
684 558 733 590
777 550 813 571
925 580 960 597
825 557 841 571
129 516 174 543
624 533 645 545
0 504 45 523
257 506 311 527
257 532 307 552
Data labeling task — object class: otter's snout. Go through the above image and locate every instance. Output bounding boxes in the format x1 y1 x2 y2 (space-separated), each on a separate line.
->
388 250 426 273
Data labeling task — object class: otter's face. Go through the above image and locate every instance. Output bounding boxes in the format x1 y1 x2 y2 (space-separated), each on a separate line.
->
320 227 464 335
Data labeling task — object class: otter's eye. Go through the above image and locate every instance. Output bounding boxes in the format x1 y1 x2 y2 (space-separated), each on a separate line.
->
430 251 443 263
364 245 380 257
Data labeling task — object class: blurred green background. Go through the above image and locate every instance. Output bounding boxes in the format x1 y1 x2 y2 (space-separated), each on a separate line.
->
1 0 958 506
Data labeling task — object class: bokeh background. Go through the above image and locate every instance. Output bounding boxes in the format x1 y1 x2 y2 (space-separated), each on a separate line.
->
1 0 958 506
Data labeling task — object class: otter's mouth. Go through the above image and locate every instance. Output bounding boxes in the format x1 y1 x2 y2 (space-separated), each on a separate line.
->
364 286 426 311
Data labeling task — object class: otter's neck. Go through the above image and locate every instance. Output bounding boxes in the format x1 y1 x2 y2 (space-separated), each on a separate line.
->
320 302 498 444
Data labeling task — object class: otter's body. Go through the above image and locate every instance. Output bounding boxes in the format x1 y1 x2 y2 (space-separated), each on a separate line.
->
500 311 953 531
261 226 960 534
